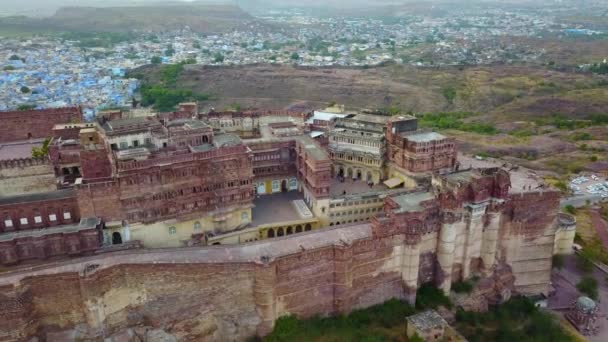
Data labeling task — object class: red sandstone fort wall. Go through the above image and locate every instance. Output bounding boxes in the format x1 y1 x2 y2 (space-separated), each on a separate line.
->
0 189 563 341
0 107 82 143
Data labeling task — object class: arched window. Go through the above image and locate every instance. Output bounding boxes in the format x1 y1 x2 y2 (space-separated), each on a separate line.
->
267 229 275 238
194 221 202 232
305 224 312 231
295 225 302 233
112 232 123 245
169 226 177 235
277 227 284 237
286 226 293 235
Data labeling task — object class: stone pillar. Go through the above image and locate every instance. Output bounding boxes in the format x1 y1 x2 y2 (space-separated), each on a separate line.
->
401 240 421 305
481 212 501 275
122 224 131 242
334 245 354 314
554 213 577 255
437 222 457 294
254 263 277 336
462 203 487 279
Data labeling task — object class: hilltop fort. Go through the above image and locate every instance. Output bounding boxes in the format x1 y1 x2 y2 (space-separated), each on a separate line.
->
0 104 575 341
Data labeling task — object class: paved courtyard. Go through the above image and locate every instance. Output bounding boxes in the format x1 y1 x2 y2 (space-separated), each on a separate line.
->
251 191 308 226
0 139 44 160
330 177 389 197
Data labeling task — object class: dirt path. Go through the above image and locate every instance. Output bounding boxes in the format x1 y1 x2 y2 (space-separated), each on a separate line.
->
591 209 608 247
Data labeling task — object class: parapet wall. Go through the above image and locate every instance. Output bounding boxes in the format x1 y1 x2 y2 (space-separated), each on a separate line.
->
0 157 50 170
0 107 82 143
0 189 566 341
0 224 379 341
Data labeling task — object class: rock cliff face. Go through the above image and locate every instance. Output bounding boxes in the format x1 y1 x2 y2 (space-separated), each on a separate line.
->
0 186 565 341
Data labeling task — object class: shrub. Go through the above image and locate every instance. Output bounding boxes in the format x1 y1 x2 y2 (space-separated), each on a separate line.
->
554 181 568 192
442 86 457 104
570 132 593 141
576 254 594 274
577 276 599 299
452 281 474 294
552 254 565 270
564 205 577 215
417 112 498 135
416 283 452 310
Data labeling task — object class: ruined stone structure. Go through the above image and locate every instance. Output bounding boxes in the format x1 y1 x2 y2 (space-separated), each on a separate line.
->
0 107 82 143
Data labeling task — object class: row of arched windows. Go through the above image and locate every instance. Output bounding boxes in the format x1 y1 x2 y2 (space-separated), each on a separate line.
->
266 224 312 238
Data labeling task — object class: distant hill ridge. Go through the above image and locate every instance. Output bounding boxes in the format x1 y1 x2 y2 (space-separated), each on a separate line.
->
0 2 254 34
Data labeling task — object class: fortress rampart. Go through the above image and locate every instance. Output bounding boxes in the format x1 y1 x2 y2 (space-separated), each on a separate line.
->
0 187 565 341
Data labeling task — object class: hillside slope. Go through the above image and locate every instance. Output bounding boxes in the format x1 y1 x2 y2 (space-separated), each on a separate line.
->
134 63 608 120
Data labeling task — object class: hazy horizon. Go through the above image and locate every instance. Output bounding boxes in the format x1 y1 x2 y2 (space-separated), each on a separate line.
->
0 0 604 17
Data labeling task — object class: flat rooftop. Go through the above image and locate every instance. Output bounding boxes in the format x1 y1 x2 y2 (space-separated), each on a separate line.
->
213 133 242 148
406 310 447 330
330 178 389 198
102 117 162 133
348 113 391 124
458 153 548 193
251 191 315 226
403 131 447 143
0 217 100 242
391 192 435 213
0 139 45 161
295 136 329 161
0 188 75 206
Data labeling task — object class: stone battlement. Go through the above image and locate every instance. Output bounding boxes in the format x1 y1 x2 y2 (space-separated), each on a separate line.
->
0 157 50 170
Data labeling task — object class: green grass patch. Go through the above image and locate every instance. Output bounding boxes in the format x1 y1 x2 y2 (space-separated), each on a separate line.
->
417 112 498 135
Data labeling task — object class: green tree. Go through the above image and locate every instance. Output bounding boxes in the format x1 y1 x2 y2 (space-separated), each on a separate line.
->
291 52 300 60
9 54 20 60
193 42 201 49
577 276 599 299
17 104 36 111
32 138 51 158
3 65 15 71
214 53 225 63
20 86 30 93
151 56 162 64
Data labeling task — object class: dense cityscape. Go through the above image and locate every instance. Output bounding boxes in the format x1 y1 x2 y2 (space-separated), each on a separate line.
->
1 6 605 113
